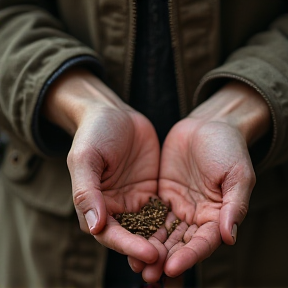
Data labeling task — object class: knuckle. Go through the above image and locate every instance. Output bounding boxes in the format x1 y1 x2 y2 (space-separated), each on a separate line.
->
73 189 90 211
238 202 249 219
67 146 87 167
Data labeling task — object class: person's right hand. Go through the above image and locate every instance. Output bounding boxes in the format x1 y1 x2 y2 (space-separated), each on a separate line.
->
43 68 161 264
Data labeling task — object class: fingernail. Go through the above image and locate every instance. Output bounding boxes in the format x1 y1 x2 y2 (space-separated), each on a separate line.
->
85 210 98 231
231 224 237 243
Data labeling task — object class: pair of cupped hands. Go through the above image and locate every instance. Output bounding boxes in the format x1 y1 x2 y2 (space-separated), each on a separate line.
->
44 68 271 283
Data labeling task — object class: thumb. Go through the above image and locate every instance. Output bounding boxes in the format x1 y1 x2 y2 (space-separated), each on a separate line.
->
219 176 255 245
67 146 107 235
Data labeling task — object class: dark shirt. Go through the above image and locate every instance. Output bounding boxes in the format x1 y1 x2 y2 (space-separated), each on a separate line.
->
130 0 180 145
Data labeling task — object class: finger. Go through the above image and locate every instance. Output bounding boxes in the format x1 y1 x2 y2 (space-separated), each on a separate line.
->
95 215 158 264
164 211 179 231
183 224 198 243
74 188 106 235
128 212 178 281
220 169 255 245
164 223 198 262
158 179 197 225
127 256 146 273
142 226 168 283
127 211 174 276
164 221 221 278
164 221 188 251
67 143 107 234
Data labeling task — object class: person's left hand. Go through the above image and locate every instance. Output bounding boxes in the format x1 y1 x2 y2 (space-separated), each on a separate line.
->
127 81 271 283
128 116 245 283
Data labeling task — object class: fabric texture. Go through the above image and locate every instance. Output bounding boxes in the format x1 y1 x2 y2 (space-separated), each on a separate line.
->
0 0 288 287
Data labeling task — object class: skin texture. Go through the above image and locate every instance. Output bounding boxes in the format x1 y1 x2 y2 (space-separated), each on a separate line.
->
43 68 161 264
128 81 271 282
43 69 271 283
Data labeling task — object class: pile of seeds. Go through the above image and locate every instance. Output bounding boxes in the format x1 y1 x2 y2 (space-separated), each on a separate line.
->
115 198 180 239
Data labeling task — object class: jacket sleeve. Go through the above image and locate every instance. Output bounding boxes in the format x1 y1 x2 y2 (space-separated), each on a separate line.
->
0 1 103 156
194 14 288 174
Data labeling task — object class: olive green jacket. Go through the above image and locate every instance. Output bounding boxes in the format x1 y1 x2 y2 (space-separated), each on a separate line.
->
0 0 288 287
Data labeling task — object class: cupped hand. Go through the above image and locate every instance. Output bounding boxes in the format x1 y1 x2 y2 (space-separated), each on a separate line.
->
128 119 255 281
127 81 271 282
157 79 272 277
158 117 255 277
44 68 161 264
68 105 161 262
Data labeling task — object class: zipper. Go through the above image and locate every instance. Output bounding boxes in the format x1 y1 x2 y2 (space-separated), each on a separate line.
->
123 0 137 102
194 72 277 157
168 0 187 118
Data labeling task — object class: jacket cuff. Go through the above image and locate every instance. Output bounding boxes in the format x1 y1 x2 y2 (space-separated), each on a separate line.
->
194 57 287 174
32 55 104 156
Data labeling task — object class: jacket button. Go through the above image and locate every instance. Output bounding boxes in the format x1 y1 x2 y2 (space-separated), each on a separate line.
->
9 150 21 165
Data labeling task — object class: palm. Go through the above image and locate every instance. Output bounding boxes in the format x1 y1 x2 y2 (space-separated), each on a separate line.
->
100 109 160 215
158 118 255 276
160 123 224 227
127 117 256 282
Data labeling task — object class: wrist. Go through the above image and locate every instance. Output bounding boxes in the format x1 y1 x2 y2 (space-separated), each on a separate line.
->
189 81 272 146
42 68 127 135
